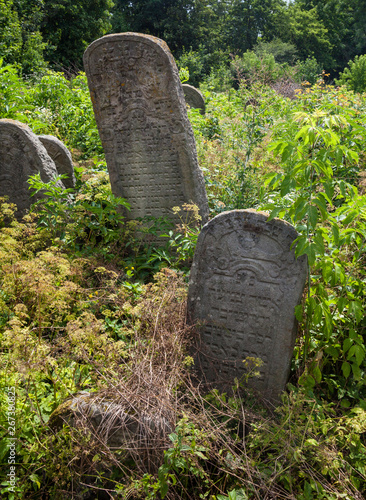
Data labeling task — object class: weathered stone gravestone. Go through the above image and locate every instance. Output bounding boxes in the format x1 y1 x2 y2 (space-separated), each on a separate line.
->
38 135 76 189
0 119 65 218
182 84 205 115
83 33 209 223
187 209 307 401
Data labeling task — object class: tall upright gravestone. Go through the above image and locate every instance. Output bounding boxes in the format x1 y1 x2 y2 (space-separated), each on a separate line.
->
187 210 307 401
83 33 209 222
0 119 65 218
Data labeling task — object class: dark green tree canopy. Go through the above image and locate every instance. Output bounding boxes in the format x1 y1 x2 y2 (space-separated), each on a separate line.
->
41 0 114 70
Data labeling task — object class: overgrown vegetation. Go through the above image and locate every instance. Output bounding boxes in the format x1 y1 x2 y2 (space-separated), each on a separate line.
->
1 62 366 499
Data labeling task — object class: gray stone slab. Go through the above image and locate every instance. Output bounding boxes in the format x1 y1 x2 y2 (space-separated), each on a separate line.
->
83 33 209 223
50 392 173 450
187 209 308 401
0 119 65 218
38 135 76 189
182 84 205 114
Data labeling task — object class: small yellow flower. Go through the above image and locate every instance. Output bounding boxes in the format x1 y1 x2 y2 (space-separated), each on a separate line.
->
89 294 93 298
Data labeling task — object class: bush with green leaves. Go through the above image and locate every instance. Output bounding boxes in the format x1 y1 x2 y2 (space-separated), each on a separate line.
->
295 56 323 84
0 64 102 156
261 95 366 404
336 54 366 93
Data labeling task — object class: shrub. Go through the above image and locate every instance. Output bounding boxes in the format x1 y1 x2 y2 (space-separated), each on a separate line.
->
295 56 323 84
336 54 366 93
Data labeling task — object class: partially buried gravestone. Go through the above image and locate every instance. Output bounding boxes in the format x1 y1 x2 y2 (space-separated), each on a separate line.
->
182 84 205 115
0 119 65 218
187 209 307 401
83 33 209 223
38 135 76 189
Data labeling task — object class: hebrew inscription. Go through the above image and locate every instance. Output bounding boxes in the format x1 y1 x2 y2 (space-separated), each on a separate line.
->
83 33 208 222
182 84 205 115
187 209 307 400
39 135 75 189
0 119 64 218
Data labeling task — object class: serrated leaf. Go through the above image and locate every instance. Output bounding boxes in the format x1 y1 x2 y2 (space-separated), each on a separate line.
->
304 243 316 266
313 195 329 219
307 205 318 229
313 231 325 255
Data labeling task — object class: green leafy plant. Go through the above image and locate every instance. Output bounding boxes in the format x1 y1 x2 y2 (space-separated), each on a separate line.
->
336 54 366 93
261 106 366 402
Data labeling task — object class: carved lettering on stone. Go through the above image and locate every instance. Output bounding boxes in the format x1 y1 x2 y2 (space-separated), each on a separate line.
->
182 84 205 115
38 135 76 189
0 119 65 218
187 209 308 400
83 33 209 222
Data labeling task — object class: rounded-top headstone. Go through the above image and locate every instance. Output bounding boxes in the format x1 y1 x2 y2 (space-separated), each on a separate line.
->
38 135 76 189
0 119 65 217
187 209 308 401
182 84 205 115
83 33 209 223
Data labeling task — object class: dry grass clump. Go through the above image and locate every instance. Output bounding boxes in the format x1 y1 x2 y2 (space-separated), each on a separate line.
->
41 268 366 499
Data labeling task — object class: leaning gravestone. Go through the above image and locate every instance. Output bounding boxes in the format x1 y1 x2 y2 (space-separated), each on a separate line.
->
38 135 76 189
182 84 205 115
83 33 209 223
187 209 307 401
0 119 65 218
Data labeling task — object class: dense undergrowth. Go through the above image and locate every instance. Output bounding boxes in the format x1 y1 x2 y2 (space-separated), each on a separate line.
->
1 64 366 499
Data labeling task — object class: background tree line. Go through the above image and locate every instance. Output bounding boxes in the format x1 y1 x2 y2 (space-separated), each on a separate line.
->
1 0 366 81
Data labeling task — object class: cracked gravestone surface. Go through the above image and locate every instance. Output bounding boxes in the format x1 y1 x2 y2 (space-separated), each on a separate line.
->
187 209 308 401
83 33 208 223
0 119 65 218
38 135 76 189
182 84 205 114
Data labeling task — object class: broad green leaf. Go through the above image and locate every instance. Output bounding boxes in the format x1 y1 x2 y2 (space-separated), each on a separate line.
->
337 296 347 314
304 243 316 266
347 345 365 366
325 346 339 358
313 231 325 256
352 363 362 380
313 195 329 219
349 300 363 323
293 197 308 222
343 338 353 353
307 205 318 230
342 361 351 378
312 365 322 383
295 125 311 142
267 207 284 222
294 235 308 257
